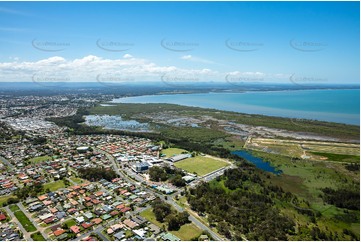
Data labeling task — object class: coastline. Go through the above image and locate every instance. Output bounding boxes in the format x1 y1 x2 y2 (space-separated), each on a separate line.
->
111 89 360 126
114 87 360 99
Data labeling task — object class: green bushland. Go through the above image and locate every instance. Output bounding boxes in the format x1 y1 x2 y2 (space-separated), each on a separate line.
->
187 162 359 241
321 187 359 210
187 166 298 240
248 150 360 240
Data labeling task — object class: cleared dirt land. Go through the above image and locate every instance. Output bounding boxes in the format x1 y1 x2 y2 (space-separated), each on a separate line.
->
245 137 360 163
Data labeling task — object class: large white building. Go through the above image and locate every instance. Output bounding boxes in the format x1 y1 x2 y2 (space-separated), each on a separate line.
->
167 154 192 163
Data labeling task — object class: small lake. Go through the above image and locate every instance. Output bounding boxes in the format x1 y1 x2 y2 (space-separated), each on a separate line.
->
85 115 151 132
232 150 282 175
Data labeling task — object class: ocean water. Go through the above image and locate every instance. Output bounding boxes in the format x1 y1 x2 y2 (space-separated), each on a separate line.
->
112 89 360 125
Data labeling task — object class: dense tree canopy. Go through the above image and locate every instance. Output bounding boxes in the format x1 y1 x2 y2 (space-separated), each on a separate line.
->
14 183 44 200
151 198 190 230
322 187 360 210
149 166 168 182
151 198 172 222
187 167 296 240
78 167 117 181
149 166 186 187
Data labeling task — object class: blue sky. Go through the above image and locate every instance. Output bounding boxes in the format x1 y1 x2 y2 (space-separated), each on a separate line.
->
0 1 359 84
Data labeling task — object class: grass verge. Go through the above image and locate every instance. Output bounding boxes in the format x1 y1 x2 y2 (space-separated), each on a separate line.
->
31 232 45 241
43 180 66 192
14 209 37 232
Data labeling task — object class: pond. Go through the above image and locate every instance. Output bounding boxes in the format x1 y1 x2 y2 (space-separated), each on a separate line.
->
85 115 151 132
232 150 282 175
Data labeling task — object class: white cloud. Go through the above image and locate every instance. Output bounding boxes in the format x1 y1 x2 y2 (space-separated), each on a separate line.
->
0 55 220 82
123 54 133 59
0 55 290 84
181 55 192 60
226 71 266 77
180 55 215 64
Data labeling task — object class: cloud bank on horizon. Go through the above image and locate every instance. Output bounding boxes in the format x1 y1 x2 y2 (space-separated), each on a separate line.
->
1 54 291 84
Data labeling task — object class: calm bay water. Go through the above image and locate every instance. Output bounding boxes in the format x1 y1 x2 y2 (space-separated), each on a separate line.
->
112 89 360 125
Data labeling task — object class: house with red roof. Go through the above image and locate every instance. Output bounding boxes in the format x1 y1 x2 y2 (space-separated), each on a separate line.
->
38 195 48 201
54 229 66 237
68 208 77 214
120 207 131 213
110 210 119 216
44 216 55 224
0 213 6 221
116 204 125 210
81 222 93 229
70 225 81 234
91 218 102 225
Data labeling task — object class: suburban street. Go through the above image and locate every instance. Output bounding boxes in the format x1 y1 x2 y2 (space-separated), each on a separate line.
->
5 206 33 241
17 202 49 240
0 156 14 169
97 148 224 241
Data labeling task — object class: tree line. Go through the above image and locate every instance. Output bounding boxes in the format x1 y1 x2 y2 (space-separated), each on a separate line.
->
186 167 297 240
149 166 186 187
151 198 190 231
322 187 359 210
78 167 118 182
